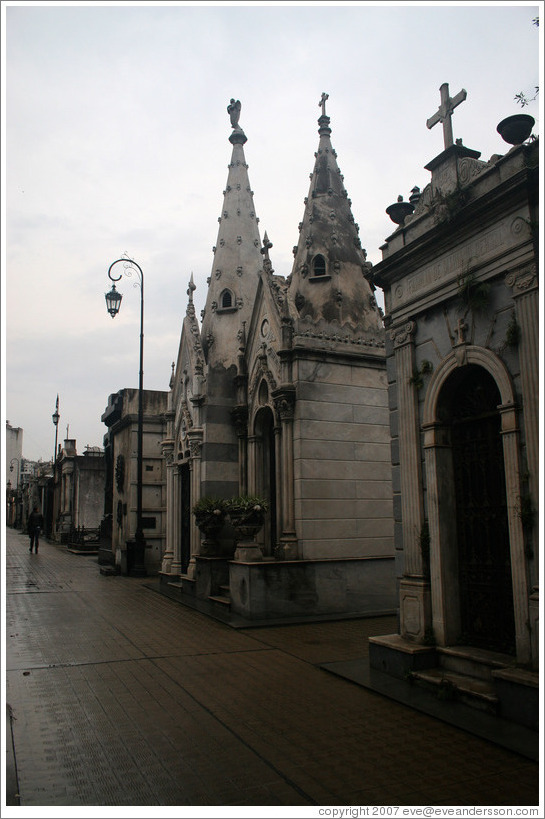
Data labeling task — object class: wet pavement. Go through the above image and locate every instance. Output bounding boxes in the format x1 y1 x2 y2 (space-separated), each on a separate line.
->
3 527 541 811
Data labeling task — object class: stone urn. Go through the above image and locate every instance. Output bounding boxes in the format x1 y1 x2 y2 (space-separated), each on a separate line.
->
496 114 535 146
193 498 227 556
227 496 268 562
386 195 415 226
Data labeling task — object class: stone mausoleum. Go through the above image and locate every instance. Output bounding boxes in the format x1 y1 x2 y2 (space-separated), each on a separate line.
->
159 95 396 621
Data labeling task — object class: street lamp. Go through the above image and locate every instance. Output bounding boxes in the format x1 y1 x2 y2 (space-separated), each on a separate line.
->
105 256 147 577
52 395 60 464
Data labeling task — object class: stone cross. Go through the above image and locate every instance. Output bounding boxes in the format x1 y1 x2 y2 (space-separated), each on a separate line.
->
319 92 329 117
427 83 467 149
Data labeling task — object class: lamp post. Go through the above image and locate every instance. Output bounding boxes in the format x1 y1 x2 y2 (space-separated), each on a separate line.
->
105 256 147 577
52 395 60 464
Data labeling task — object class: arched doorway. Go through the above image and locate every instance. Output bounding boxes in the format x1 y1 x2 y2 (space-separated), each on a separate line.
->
254 406 277 557
438 364 516 654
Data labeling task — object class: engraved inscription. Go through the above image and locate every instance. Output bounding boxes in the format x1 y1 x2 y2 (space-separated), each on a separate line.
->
394 222 507 306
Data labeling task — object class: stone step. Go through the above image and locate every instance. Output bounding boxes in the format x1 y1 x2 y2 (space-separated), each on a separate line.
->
208 595 231 609
437 645 515 681
412 668 499 714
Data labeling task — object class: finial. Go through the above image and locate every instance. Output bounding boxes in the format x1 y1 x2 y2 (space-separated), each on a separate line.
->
187 272 196 303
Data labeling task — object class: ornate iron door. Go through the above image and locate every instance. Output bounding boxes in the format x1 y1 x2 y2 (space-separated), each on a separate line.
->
451 371 516 654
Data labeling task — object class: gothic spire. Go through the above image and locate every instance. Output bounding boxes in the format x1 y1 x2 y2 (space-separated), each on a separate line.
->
288 94 383 335
201 99 262 368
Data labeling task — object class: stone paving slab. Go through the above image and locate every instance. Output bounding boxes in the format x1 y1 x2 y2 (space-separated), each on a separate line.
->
3 527 541 810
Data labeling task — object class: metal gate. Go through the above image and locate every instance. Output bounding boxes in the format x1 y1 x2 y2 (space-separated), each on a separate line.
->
450 368 516 654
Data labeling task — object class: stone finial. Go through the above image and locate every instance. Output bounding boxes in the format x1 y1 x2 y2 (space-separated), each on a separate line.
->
187 272 196 303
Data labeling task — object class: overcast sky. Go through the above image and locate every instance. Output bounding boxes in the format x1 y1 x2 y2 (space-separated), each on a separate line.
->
2 1 542 464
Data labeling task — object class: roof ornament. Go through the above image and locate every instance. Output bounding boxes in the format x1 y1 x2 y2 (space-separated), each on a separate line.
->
187 272 196 303
426 82 467 150
260 232 274 275
319 92 329 117
228 98 242 129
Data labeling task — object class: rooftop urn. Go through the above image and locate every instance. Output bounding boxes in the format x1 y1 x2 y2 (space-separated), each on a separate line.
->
386 195 415 226
496 114 535 145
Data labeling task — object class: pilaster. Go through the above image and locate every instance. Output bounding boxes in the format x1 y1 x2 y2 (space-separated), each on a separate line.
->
273 386 298 559
391 321 430 642
185 430 203 580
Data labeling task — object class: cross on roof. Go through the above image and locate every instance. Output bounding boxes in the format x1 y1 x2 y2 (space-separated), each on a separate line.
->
427 83 467 149
319 92 329 117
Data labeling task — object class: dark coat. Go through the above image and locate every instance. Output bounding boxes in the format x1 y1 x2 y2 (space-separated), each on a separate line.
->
27 511 44 532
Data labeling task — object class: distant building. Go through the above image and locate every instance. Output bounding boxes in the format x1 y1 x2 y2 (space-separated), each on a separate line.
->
102 388 168 575
6 421 23 489
51 439 106 542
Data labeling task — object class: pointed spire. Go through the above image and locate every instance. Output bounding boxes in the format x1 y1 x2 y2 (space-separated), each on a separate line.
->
288 95 383 335
201 100 263 368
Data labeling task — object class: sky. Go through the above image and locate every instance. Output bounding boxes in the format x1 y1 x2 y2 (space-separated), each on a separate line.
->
2 0 542 465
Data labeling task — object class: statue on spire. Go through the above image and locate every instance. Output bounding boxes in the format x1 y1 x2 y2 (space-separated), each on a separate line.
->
227 98 242 128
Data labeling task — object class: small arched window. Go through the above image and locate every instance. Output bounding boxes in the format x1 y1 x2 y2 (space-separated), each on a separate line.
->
313 254 327 277
221 290 233 309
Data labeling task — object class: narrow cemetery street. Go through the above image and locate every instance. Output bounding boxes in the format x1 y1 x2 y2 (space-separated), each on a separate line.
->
4 527 539 810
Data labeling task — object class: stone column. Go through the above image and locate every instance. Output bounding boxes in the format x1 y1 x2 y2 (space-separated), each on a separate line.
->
231 405 248 495
499 401 532 666
273 386 298 559
160 440 175 574
185 431 203 580
506 266 539 591
170 464 183 576
391 321 430 642
247 435 257 496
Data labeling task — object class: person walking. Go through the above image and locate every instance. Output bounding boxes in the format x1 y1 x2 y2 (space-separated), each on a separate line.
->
27 506 44 554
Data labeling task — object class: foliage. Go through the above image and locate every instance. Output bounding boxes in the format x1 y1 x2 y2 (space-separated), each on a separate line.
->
429 184 470 224
226 495 269 518
192 496 228 518
457 270 490 317
514 17 539 110
505 313 521 348
419 519 431 577
409 360 433 390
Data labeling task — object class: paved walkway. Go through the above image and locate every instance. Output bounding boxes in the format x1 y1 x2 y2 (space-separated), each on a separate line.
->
3 527 540 811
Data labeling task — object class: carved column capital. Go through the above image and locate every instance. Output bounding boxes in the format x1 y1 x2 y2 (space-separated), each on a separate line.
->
187 429 203 459
505 265 538 297
391 320 417 349
272 386 296 421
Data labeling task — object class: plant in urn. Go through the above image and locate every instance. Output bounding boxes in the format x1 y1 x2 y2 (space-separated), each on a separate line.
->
193 497 228 556
227 495 269 562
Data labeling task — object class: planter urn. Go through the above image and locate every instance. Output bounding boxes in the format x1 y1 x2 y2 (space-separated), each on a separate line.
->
496 114 535 146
